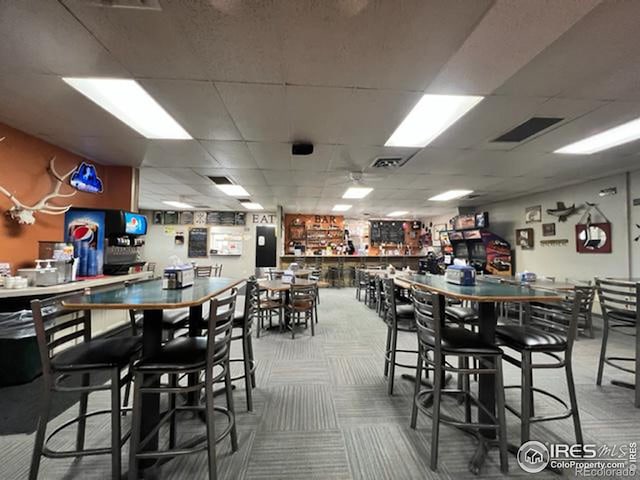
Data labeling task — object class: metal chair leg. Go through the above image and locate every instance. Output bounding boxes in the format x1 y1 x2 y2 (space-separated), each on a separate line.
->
110 369 122 480
410 345 423 429
224 364 238 451
430 353 443 471
383 326 392 377
169 374 178 448
128 373 143 480
565 361 583 444
596 317 609 385
247 334 256 389
387 327 398 395
29 381 53 480
495 358 509 474
242 333 253 411
122 362 133 415
462 356 471 423
204 370 218 480
76 372 90 450
521 351 532 444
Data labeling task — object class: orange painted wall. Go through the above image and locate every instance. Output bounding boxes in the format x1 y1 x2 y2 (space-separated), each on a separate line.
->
0 122 134 272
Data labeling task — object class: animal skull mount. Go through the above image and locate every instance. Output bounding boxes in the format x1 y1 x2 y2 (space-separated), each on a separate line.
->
0 153 77 225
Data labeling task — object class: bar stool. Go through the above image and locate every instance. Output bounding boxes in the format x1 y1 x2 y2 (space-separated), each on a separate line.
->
363 271 376 308
355 269 363 301
375 275 385 318
595 278 640 407
382 278 417 395
128 290 239 480
410 287 508 473
30 293 142 480
495 289 584 444
227 279 258 411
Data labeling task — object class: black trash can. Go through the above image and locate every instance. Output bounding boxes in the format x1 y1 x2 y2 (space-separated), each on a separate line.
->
0 310 42 386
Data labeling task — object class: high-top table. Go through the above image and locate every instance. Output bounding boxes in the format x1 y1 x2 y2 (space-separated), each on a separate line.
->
62 276 244 471
394 273 563 473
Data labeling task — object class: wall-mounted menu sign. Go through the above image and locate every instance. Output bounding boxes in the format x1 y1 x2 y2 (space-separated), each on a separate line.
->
370 221 405 244
188 227 208 258
205 211 246 226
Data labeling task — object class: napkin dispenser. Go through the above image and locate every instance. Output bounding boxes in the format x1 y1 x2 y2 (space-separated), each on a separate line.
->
445 265 476 286
162 264 194 290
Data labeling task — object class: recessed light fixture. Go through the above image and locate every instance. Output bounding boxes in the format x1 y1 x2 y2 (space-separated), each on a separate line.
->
429 189 473 202
343 187 373 199
555 117 640 154
240 202 264 210
62 78 191 139
385 94 484 148
163 200 194 209
387 210 408 217
332 204 352 212
216 184 250 197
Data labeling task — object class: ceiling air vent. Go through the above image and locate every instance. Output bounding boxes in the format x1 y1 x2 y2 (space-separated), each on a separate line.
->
207 176 233 185
371 156 408 169
493 117 563 143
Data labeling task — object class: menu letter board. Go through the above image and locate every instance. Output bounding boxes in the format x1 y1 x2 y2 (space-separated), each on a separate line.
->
188 227 208 258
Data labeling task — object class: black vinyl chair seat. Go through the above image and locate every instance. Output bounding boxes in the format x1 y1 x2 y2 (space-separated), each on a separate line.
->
51 336 142 371
445 306 478 324
607 309 637 324
495 324 566 352
396 304 415 319
418 327 502 355
162 308 190 327
135 337 227 371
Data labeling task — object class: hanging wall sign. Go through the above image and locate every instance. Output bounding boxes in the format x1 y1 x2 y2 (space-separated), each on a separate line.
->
575 203 612 254
70 162 103 193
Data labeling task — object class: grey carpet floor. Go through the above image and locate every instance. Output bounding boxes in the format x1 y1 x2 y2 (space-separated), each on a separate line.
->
1 287 638 479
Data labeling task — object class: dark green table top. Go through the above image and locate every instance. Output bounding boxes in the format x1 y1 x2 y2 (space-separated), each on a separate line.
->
62 277 244 310
396 274 564 303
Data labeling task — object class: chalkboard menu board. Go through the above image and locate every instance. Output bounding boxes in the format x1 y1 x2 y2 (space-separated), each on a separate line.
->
188 227 208 258
205 211 246 226
370 221 405 244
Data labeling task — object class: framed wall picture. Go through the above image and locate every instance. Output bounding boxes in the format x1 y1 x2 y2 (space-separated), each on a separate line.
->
163 210 179 225
575 223 612 253
180 211 194 225
525 205 542 223
515 228 534 249
542 223 556 237
152 211 163 224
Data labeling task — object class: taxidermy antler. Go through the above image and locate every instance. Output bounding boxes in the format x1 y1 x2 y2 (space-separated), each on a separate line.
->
0 139 77 224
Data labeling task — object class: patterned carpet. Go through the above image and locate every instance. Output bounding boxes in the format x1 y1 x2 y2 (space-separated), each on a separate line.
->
0 287 637 479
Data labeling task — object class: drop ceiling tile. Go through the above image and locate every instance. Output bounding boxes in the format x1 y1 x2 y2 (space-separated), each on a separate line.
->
142 140 220 168
63 0 207 79
41 134 149 167
150 168 210 185
337 89 423 146
225 169 268 187
140 79 241 141
0 0 127 76
200 141 258 169
164 0 284 83
216 83 288 142
247 142 290 170
290 144 336 173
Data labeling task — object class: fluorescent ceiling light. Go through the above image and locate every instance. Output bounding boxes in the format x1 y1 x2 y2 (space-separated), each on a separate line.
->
241 202 263 210
555 117 640 154
332 204 352 212
385 94 484 147
429 189 473 202
163 200 194 209
387 210 408 217
216 184 250 197
343 187 373 199
62 78 191 139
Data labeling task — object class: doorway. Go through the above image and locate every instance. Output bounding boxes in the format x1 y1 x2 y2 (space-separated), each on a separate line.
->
255 225 277 268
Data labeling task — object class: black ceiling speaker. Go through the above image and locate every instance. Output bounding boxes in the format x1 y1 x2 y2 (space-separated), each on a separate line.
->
292 143 314 155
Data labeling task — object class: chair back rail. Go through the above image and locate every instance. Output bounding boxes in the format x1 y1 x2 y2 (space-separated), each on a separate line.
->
411 286 444 354
525 289 583 354
595 278 640 318
31 294 91 376
195 265 213 278
206 288 238 369
289 284 316 309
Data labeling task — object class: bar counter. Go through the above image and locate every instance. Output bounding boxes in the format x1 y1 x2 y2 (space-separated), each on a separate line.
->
280 254 425 270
